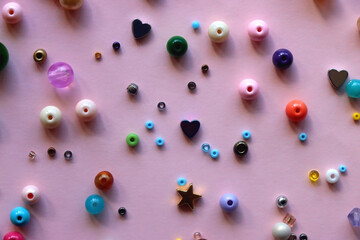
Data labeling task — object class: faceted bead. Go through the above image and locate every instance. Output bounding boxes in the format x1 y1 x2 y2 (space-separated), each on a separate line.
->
239 79 259 100
2 2 22 24
285 99 307 122
166 36 188 57
272 49 293 70
59 0 84 10
219 193 239 212
94 171 114 190
283 213 296 227
208 21 229 43
75 99 97 122
48 62 74 88
248 19 269 42
0 42 9 71
40 106 62 129
346 79 360 98
85 194 104 215
272 222 291 240
10 207 30 227
309 170 320 182
126 133 139 147
348 208 360 227
22 185 40 205
3 231 25 240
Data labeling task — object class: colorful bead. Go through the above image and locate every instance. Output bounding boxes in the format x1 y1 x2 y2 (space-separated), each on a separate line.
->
3 231 25 240
238 79 259 100
94 171 114 190
272 222 291 240
348 208 360 227
126 133 139 147
94 52 102 60
339 165 347 173
28 151 36 160
157 101 166 111
210 149 219 159
10 207 30 227
177 177 187 186
346 79 360 98
353 112 360 121
272 49 293 70
299 133 307 142
247 19 269 42
219 193 239 212
22 185 40 205
188 81 196 91
47 147 56 157
233 141 248 157
309 169 320 182
299 233 308 240
285 99 308 122
166 36 188 57
192 21 200 30
201 143 210 153
145 121 154 130
33 49 47 63
85 194 104 215
208 21 229 43
59 0 84 10
112 41 120 50
0 42 9 71
326 168 340 184
283 213 296 227
64 150 72 160
242 130 251 140
2 2 22 24
75 99 98 122
276 195 288 209
201 64 209 73
40 106 62 129
156 137 164 146
118 207 127 216
127 83 138 95
48 62 74 88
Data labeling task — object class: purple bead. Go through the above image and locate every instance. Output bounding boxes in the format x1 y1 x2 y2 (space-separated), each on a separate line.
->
220 193 238 212
348 208 360 227
48 62 74 88
272 48 293 70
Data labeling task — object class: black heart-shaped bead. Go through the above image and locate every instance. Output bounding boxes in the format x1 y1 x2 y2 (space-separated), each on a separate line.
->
180 120 200 139
328 69 348 89
132 19 151 39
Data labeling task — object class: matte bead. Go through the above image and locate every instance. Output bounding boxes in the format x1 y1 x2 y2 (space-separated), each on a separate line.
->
299 133 307 142
59 0 84 10
166 36 188 57
220 193 239 212
353 112 360 121
75 99 97 122
22 185 40 205
208 21 229 43
145 120 154 130
348 208 360 227
309 169 320 182
242 130 251 140
210 149 219 159
272 49 293 70
177 177 187 186
40 106 62 129
0 42 9 71
126 133 139 147
192 21 200 30
2 2 22 24
132 19 151 39
248 19 269 42
94 171 114 190
10 207 30 227
85 194 104 215
276 195 288 208
339 165 347 173
233 141 248 157
239 79 259 100
299 234 308 240
48 62 74 88
272 222 291 240
346 79 360 98
326 168 340 184
33 49 47 63
112 41 120 50
3 232 24 240
156 137 164 146
285 99 307 122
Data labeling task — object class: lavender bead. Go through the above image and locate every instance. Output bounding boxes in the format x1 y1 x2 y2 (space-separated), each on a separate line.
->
348 208 360 227
220 193 238 212
48 62 74 88
272 48 293 70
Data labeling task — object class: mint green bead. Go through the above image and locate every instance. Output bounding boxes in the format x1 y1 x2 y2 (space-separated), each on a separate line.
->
346 79 360 98
0 43 9 71
126 133 139 147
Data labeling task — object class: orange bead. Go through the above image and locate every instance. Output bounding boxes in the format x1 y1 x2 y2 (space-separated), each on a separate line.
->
94 171 114 190
285 99 308 122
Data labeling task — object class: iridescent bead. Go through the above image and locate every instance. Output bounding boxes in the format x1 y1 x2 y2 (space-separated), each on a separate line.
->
346 79 360 98
47 147 56 157
28 151 36 160
0 42 9 71
157 102 166 111
59 0 84 10
85 194 104 215
238 79 259 100
48 62 74 88
288 233 297 240
309 169 320 182
112 41 120 51
326 168 340 184
272 49 293 70
247 19 269 42
40 106 62 129
64 150 72 160
272 222 291 240
219 193 239 212
166 36 188 57
193 232 204 239
348 208 360 227
10 207 30 226
75 99 97 122
22 185 40 205
3 231 25 240
127 83 138 95
208 21 229 43
2 2 22 24
94 171 114 190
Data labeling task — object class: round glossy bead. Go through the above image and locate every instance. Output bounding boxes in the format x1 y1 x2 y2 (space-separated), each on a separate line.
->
94 171 114 190
272 222 291 240
3 231 25 240
346 79 360 98
75 99 97 122
285 99 308 122
85 194 104 215
201 143 210 153
201 64 209 73
238 79 259 100
309 170 320 182
94 52 102 60
22 185 40 205
339 165 347 173
272 49 293 70
299 133 307 142
233 141 248 157
127 83 138 95
193 232 203 239
299 233 308 240
353 112 360 121
59 0 84 10
126 133 139 147
2 2 22 24
10 207 30 227
112 41 120 50
156 137 164 146
118 207 127 216
276 195 288 208
247 19 269 42
208 21 229 43
192 21 200 30
177 177 187 186
0 42 9 71
47 147 56 157
33 49 47 63
48 62 74 88
166 36 188 57
210 149 219 159
242 130 251 140
220 193 239 212
64 150 72 160
326 168 340 184
145 121 154 130
40 106 62 129
188 81 196 91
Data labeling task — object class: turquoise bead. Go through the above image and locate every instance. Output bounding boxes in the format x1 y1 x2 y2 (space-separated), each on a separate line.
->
10 207 30 227
85 194 104 215
346 79 360 98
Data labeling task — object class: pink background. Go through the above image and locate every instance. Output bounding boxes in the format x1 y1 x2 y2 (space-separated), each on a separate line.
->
0 0 360 239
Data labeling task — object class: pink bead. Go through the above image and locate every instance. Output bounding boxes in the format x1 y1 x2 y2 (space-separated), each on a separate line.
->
247 20 269 42
3 231 25 240
48 62 74 88
239 79 259 100
2 2 22 24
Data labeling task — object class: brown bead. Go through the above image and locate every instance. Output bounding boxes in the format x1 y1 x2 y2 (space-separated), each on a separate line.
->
94 52 102 60
94 171 114 190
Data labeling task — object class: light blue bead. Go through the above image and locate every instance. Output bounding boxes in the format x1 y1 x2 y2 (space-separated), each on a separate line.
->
201 143 210 153
177 177 187 186
210 149 219 159
145 121 154 130
339 165 347 173
220 193 239 212
242 130 251 140
192 21 200 30
10 207 30 227
85 194 104 215
346 79 360 98
299 133 307 142
156 137 164 146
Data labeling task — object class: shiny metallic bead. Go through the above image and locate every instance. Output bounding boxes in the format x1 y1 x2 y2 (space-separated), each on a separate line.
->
47 147 56 157
276 195 288 208
33 49 47 63
299 233 307 240
157 101 166 111
127 83 138 96
201 64 209 73
118 207 127 216
233 141 248 157
64 150 72 160
28 151 36 160
188 81 196 91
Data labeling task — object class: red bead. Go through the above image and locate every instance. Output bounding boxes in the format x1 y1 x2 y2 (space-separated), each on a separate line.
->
3 231 24 240
285 99 308 122
94 171 114 190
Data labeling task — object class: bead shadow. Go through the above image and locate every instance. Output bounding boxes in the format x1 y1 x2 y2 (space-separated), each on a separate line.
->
348 98 360 110
210 36 236 57
88 203 111 226
327 180 342 192
79 114 106 135
64 1 92 29
275 64 299 84
314 0 343 19
5 20 27 37
127 141 143 154
134 31 154 46
250 35 275 55
146 0 165 6
53 85 82 105
221 208 242 225
127 90 142 103
233 150 251 165
0 65 17 95
350 226 360 239
330 80 346 96
43 120 69 141
288 115 313 134
99 182 120 201
170 51 194 71
19 212 44 238
176 198 203 213
240 93 265 113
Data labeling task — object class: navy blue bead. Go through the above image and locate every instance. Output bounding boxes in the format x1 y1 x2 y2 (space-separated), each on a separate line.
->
112 42 121 50
272 48 293 70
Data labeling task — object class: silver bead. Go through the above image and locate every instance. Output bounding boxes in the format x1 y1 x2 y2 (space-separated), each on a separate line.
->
276 195 288 208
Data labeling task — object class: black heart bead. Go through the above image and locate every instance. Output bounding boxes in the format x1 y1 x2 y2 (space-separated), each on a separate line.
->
132 19 151 39
328 69 348 89
180 120 200 139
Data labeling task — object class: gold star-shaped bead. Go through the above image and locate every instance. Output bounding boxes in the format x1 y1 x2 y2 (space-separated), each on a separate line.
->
177 183 202 210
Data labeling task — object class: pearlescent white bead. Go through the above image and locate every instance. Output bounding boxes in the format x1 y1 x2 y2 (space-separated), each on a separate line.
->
40 106 62 129
326 168 340 184
22 185 40 205
208 21 229 43
272 222 291 240
75 99 97 122
2 2 22 24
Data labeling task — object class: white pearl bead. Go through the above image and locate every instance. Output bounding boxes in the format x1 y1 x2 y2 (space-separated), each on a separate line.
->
22 185 40 205
272 222 291 240
208 21 229 43
40 106 62 129
326 168 340 184
75 99 97 122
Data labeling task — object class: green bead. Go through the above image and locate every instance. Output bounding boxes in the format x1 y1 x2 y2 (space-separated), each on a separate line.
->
346 79 360 98
166 36 188 57
0 43 9 71
126 133 139 147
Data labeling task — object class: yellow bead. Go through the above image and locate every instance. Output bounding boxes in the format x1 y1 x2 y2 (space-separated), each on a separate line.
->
353 112 360 121
309 170 320 182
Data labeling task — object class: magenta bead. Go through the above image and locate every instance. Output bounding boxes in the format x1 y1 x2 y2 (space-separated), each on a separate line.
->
239 79 259 100
3 231 24 240
48 62 74 88
247 20 269 42
2 2 22 24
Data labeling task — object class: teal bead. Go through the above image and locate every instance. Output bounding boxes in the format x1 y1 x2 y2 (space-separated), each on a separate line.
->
346 79 360 98
85 194 104 215
166 36 188 57
0 42 9 71
10 207 30 227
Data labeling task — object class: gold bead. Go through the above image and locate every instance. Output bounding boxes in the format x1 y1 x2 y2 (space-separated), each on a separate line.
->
33 49 47 63
94 52 102 60
309 169 320 182
59 0 84 10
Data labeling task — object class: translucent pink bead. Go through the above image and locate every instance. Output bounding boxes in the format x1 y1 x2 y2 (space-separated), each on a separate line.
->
239 79 259 100
248 20 269 42
3 231 25 240
48 62 74 88
2 2 22 24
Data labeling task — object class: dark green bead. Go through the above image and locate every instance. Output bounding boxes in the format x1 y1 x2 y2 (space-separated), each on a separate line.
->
0 43 9 71
166 36 188 57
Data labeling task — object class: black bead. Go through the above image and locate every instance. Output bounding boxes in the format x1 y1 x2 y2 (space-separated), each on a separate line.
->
187 81 196 91
118 207 127 216
299 233 307 240
47 147 56 157
112 41 121 50
157 102 166 111
64 151 72 160
201 64 209 73
288 233 297 240
127 83 138 96
233 141 248 157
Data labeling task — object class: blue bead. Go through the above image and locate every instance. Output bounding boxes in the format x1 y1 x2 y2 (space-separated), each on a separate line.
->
339 165 347 173
299 133 307 141
145 121 154 130
85 194 104 215
177 177 187 186
346 79 360 98
220 193 239 212
10 207 30 227
112 41 121 50
156 137 164 146
272 48 293 70
192 21 200 30
242 130 251 140
210 149 219 159
201 143 210 153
